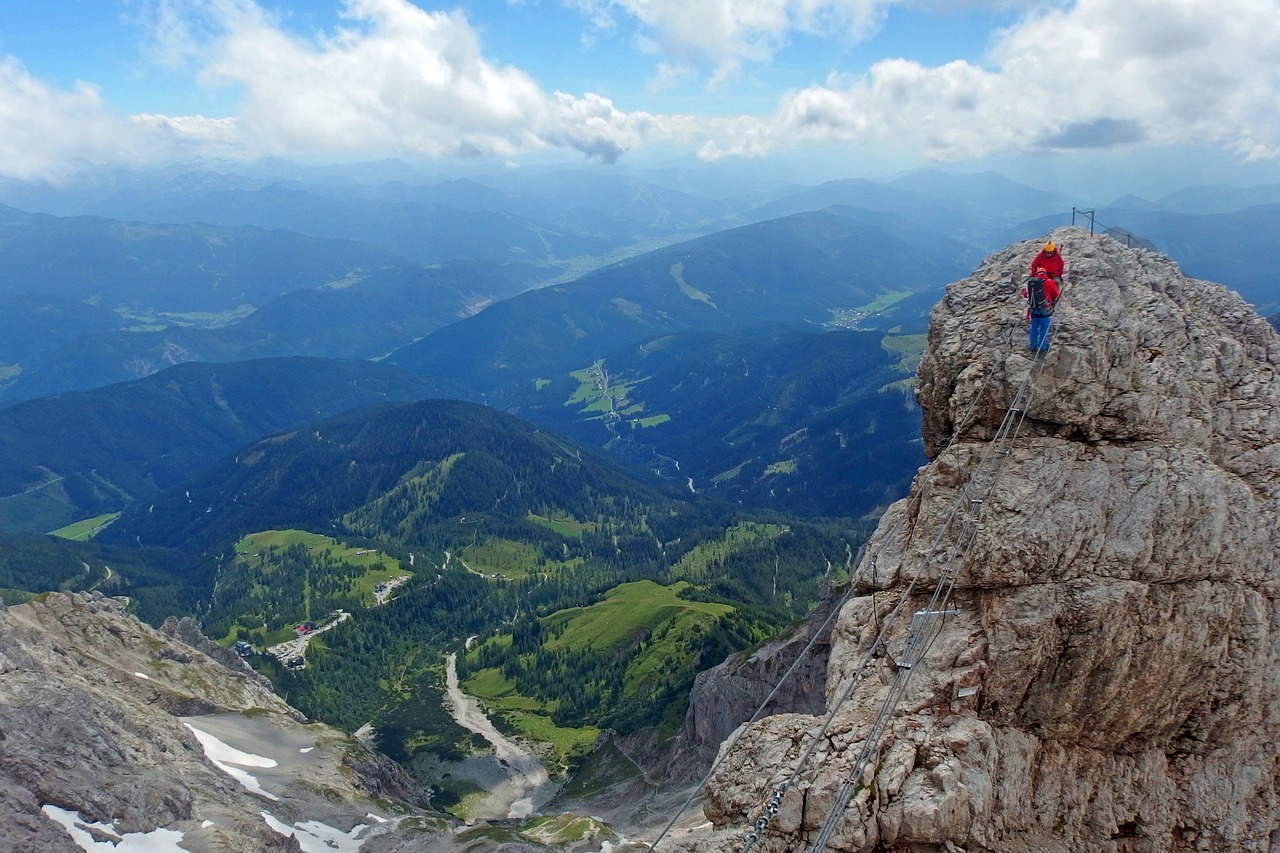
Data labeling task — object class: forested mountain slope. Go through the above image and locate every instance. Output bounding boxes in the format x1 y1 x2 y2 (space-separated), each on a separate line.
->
510 323 926 518
389 209 972 393
0 357 457 533
95 398 862 782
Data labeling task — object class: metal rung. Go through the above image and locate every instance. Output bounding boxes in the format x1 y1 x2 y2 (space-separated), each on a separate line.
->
896 609 961 668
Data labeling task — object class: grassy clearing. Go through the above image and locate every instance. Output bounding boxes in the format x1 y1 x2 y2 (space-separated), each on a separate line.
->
881 332 928 377
527 512 594 539
463 580 732 769
669 521 790 583
764 459 797 475
522 814 614 846
564 363 644 412
235 529 410 604
463 666 600 773
668 262 716 306
544 580 731 651
881 333 928 356
827 290 914 329
460 536 578 581
115 304 256 330
711 461 747 483
49 513 120 540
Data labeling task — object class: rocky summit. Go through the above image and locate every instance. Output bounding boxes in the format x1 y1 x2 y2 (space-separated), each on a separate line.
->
671 228 1280 853
3 229 1277 853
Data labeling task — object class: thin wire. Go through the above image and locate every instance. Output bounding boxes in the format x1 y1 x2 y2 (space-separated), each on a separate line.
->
651 311 1017 853
738 303 1047 853
803 309 1063 853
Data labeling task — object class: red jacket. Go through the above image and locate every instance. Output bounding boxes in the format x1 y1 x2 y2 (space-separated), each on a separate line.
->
1031 249 1064 278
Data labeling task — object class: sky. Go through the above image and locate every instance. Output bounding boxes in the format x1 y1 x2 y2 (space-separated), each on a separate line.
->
3 0 1280 192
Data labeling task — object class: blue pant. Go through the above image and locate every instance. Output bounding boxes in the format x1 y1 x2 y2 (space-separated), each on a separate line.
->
1029 315 1051 351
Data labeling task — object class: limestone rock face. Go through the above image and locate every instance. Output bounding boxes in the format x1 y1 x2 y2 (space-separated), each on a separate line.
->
678 230 1280 853
661 590 841 786
0 592 433 853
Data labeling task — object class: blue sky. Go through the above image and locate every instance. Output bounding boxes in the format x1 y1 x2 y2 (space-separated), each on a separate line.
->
3 0 1280 193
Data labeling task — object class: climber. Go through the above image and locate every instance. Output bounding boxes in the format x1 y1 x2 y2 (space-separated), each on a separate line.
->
1022 268 1060 352
1030 240 1065 283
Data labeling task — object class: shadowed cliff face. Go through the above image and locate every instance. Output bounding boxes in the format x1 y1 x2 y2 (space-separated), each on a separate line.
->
679 229 1280 853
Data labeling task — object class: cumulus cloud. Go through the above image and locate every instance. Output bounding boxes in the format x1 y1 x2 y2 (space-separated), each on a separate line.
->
0 59 148 181
569 0 892 85
697 0 1280 162
146 0 693 162
2 0 1277 179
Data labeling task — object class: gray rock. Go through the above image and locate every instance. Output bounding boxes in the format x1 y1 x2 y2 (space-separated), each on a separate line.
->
680 230 1280 853
0 592 441 852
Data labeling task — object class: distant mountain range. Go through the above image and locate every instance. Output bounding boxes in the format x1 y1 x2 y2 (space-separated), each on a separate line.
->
504 323 925 518
0 203 404 312
0 357 457 533
97 398 667 552
37 168 740 266
388 209 974 393
0 260 543 403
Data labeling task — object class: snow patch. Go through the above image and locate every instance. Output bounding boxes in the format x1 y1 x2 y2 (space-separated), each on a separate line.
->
261 812 370 852
41 805 187 852
182 722 279 801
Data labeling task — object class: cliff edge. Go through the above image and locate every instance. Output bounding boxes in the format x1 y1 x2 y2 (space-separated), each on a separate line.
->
675 228 1280 853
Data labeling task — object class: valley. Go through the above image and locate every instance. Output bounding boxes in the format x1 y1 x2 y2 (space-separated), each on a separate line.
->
442 651 555 820
0 159 1275 852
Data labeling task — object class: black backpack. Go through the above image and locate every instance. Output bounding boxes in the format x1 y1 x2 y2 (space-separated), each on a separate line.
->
1027 276 1052 316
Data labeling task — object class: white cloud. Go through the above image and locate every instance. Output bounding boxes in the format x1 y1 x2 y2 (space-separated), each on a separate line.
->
146 0 693 162
0 59 149 181
696 0 1280 163
2 0 1276 180
568 0 892 86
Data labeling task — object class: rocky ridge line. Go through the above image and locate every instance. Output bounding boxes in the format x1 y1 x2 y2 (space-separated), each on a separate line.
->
0 591 431 852
672 228 1280 853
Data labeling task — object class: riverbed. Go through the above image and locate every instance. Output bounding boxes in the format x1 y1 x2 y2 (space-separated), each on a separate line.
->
441 652 557 819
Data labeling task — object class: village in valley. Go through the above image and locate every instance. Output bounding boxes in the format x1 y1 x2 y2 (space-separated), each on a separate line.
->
224 530 417 670
245 574 412 669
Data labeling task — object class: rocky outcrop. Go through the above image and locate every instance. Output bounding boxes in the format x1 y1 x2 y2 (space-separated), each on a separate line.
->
662 588 842 786
160 614 278 693
0 592 435 852
675 229 1280 852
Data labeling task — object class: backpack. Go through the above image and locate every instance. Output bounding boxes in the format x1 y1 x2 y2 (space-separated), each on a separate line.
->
1026 276 1053 317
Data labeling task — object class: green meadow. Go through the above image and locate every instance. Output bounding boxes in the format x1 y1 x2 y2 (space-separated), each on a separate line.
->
49 513 120 541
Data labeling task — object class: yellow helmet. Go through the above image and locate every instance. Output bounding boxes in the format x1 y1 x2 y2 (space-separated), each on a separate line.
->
1044 241 1056 252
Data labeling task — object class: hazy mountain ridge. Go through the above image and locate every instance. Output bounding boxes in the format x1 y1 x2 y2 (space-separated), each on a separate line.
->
508 323 926 518
72 174 691 265
0 203 406 313
97 398 672 553
389 209 973 392
0 261 541 403
0 357 457 533
750 171 1071 246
